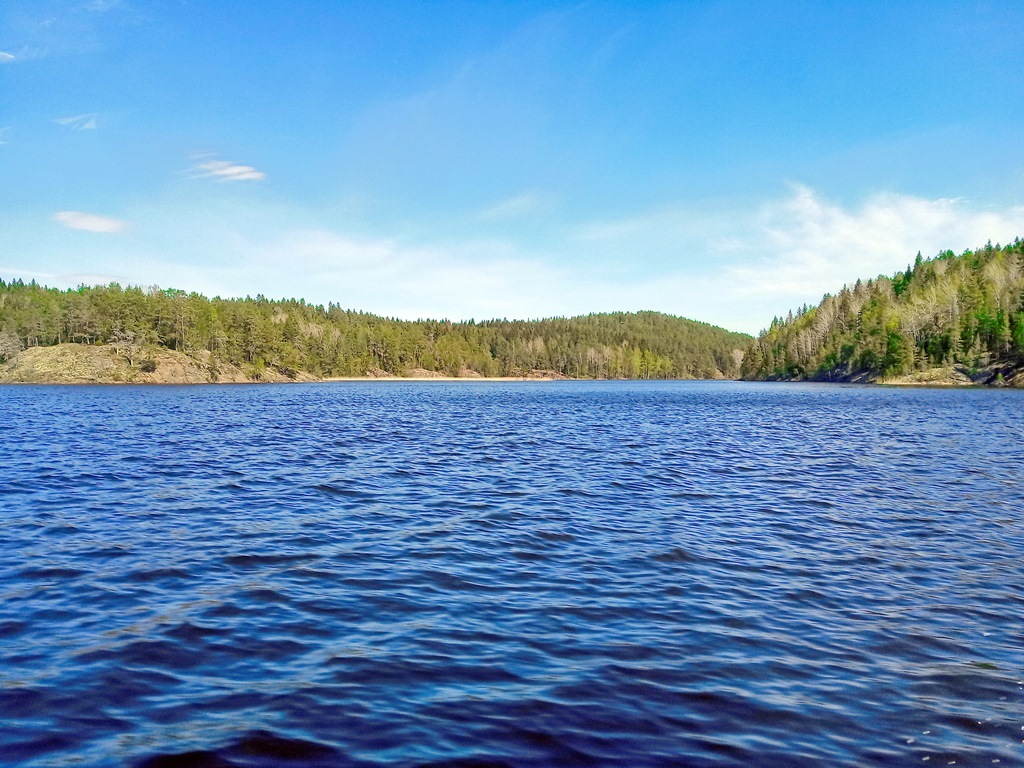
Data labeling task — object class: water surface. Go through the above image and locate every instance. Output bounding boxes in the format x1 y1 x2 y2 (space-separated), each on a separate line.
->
1 381 1022 767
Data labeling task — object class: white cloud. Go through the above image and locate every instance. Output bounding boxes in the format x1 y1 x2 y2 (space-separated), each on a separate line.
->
0 52 14 63
571 185 1024 333
54 113 98 130
54 211 127 233
726 185 1024 302
189 157 266 182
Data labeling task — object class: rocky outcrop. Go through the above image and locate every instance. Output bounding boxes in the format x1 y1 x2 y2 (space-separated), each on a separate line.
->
0 344 318 384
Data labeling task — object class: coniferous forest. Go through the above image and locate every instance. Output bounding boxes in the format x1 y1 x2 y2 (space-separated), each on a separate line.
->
741 238 1024 384
0 279 750 380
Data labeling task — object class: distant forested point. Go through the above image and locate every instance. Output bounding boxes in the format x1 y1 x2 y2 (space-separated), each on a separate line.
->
0 280 750 382
741 238 1024 386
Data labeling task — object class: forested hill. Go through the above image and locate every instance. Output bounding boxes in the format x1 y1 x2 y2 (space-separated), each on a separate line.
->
741 238 1024 385
0 279 750 381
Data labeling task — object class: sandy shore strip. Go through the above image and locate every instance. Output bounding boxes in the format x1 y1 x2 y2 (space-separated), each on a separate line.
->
321 367 571 382
321 376 565 382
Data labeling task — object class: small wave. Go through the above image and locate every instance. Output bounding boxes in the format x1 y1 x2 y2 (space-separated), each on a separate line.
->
223 553 319 567
136 750 239 768
163 621 232 642
313 482 368 498
415 760 515 768
135 731 346 768
0 619 28 638
652 546 700 563
76 639 204 671
18 566 88 579
127 567 193 582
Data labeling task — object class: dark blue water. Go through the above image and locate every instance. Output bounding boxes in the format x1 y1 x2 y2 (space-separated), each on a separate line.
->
1 381 1022 768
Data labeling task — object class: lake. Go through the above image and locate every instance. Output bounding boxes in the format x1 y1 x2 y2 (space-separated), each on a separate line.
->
0 381 1021 767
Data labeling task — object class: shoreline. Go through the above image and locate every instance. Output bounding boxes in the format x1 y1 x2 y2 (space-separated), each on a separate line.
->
0 345 594 385
320 375 565 382
0 376 706 385
1 376 1016 388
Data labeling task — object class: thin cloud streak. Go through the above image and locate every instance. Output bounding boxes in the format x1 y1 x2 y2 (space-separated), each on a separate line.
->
479 192 548 220
54 211 127 233
0 52 14 63
189 157 266 182
54 113 99 130
87 0 124 11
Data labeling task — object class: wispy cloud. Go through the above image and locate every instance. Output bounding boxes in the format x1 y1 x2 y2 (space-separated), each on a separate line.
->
0 52 14 63
54 211 127 233
479 191 548 220
569 185 1024 333
54 113 98 130
726 185 1024 301
0 128 10 145
86 0 124 11
167 223 572 322
188 156 266 182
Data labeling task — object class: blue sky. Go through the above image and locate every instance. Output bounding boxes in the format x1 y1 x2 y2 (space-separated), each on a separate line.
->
2 1 1023 334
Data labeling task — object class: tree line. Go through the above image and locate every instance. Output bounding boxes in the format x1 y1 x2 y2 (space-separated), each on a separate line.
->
741 238 1024 381
0 280 750 380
